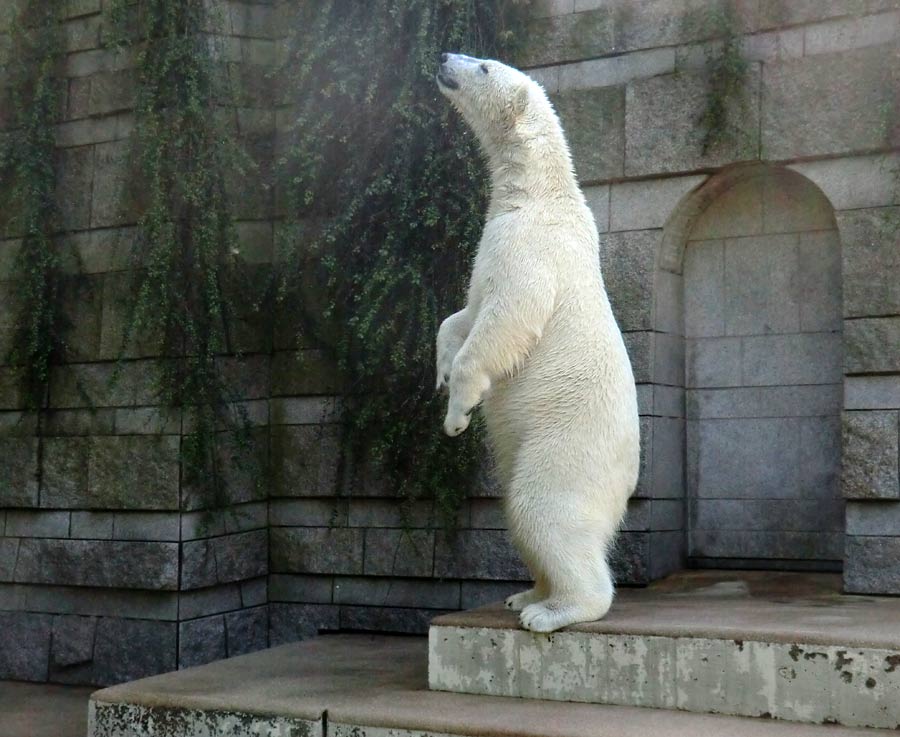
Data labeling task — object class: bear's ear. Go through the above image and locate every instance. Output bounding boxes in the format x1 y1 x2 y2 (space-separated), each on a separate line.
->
511 84 529 119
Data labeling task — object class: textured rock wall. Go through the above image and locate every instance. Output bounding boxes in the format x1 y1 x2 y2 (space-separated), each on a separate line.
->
2 0 900 685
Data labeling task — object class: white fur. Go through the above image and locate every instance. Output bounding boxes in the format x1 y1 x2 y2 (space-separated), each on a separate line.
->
436 54 640 633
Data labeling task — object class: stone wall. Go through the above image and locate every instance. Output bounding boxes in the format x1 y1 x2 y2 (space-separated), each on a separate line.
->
1 0 900 686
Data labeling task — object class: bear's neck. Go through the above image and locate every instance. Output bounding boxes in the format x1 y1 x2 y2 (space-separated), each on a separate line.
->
482 126 582 214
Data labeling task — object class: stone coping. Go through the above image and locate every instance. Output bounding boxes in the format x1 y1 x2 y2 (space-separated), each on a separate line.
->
432 571 900 649
88 634 881 737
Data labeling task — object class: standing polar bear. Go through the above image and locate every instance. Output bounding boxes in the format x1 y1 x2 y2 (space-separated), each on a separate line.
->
435 54 640 633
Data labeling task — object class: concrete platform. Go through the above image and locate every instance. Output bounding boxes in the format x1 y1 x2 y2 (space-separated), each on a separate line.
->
89 633 888 737
429 571 900 729
0 681 93 737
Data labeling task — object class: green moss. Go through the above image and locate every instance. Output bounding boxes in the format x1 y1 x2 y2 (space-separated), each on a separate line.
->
0 1 65 410
276 0 527 523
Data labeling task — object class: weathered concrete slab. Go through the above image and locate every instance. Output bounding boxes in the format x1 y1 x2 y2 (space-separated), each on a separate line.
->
87 631 885 737
429 571 900 729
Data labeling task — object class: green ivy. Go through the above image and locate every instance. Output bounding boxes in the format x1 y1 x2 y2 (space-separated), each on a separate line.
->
107 0 256 510
0 1 65 411
276 0 527 523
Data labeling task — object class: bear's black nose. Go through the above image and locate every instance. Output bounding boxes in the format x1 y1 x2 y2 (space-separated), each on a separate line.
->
441 53 449 63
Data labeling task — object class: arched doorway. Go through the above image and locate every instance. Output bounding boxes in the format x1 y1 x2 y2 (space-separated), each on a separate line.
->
679 167 844 570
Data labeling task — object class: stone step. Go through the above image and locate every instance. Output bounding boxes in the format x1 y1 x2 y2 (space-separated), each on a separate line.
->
88 633 888 737
428 571 900 730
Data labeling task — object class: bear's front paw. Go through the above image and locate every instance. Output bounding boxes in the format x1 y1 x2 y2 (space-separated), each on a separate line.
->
443 405 472 437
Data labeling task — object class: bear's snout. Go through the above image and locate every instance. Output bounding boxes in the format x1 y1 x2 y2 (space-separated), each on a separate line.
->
436 54 460 91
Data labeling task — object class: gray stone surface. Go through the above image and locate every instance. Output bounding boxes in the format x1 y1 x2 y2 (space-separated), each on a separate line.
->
742 333 842 386
339 606 441 635
270 528 363 576
224 606 268 657
686 337 743 387
0 437 39 506
51 615 97 668
842 411 900 499
13 539 179 590
845 536 900 594
846 500 900 536
839 207 900 315
845 376 900 410
181 529 268 589
92 618 177 685
551 86 625 182
179 615 227 668
270 425 341 497
0 611 52 681
762 46 894 160
688 385 842 419
599 230 657 331
363 529 434 578
268 603 339 645
625 67 760 177
845 317 900 374
269 574 334 604
433 530 529 581
333 577 460 610
5 510 68 541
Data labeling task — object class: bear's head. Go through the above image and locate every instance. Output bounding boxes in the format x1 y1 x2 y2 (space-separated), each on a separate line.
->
437 53 537 149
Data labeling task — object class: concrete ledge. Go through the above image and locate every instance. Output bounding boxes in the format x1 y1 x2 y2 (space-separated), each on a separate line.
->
86 631 885 737
428 572 900 729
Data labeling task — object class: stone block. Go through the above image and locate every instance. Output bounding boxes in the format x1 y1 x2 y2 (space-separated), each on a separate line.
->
551 86 625 183
742 333 843 386
691 529 843 561
634 415 653 498
63 14 101 51
790 154 900 211
93 618 177 685
622 498 650 531
2 583 178 621
654 269 683 336
49 360 161 409
845 376 900 410
691 499 844 534
610 531 649 584
240 577 267 608
625 66 760 177
268 574 333 604
56 146 94 231
4 510 70 538
845 317 900 374
178 585 242 620
269 527 363 576
13 539 179 590
88 69 134 116
846 500 900 536
804 10 899 56
181 529 267 589
757 0 868 29
693 417 801 499
113 512 180 541
64 0 102 18
687 385 842 419
269 396 339 425
91 139 136 228
610 175 706 232
519 9 617 67
0 612 51 681
762 47 894 160
689 175 764 240
558 47 675 91
837 208 900 318
42 435 180 510
363 529 434 578
651 499 685 531
583 185 610 232
797 231 843 332
268 602 339 646
460 581 525 609
799 415 842 500
723 234 801 336
650 416 684 498
654 333 685 387
599 230 657 331
339 605 440 635
763 170 837 233
622 332 652 383
434 530 529 581
179 615 226 668
684 239 725 337
649 530 684 579
51 615 96 668
686 336 742 388
0 437 39 506
845 535 900 594
842 410 900 499
59 274 104 361
225 606 268 657
335 577 460 610
270 424 341 497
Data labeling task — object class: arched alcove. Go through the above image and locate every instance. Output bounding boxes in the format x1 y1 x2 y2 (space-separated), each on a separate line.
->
656 165 844 571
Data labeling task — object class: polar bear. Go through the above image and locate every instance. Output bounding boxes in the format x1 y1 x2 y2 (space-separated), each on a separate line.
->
435 53 640 633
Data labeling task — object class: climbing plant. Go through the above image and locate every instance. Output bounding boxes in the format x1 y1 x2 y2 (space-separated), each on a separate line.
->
106 0 256 509
276 0 527 522
0 1 65 411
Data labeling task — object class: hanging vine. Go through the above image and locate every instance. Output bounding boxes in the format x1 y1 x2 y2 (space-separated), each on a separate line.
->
276 1 527 522
106 0 256 510
0 1 65 411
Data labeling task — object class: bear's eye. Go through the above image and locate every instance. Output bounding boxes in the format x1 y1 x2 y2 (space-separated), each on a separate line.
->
480 63 489 75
